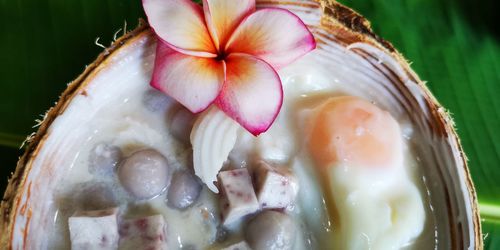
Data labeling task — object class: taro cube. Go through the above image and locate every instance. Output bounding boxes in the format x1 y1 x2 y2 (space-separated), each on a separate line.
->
222 241 251 250
218 168 259 225
68 207 119 250
118 214 167 250
254 161 298 209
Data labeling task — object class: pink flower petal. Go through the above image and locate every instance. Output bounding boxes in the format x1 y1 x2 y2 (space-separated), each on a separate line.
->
216 53 283 136
151 40 225 113
143 0 217 57
225 8 316 69
202 0 255 50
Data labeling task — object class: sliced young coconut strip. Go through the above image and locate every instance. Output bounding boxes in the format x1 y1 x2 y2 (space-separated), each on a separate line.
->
191 106 241 192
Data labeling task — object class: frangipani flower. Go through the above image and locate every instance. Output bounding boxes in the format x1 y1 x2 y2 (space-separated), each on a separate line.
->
143 0 316 135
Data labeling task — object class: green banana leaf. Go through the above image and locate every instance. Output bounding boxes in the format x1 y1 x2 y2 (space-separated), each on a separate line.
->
1 0 498 247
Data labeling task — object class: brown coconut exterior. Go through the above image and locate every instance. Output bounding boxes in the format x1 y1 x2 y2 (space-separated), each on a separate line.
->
0 1 481 249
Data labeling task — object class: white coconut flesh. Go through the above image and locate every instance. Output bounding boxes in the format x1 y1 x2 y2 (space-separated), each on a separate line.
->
3 1 480 250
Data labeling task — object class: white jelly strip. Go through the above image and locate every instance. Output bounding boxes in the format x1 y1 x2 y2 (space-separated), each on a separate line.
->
191 106 240 193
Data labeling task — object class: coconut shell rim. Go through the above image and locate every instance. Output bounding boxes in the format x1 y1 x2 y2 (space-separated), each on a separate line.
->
0 0 482 248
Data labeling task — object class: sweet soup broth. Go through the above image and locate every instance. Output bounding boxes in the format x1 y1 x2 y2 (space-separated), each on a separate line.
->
48 45 437 249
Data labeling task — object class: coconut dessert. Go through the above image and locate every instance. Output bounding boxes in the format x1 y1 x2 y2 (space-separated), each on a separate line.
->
0 0 481 250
